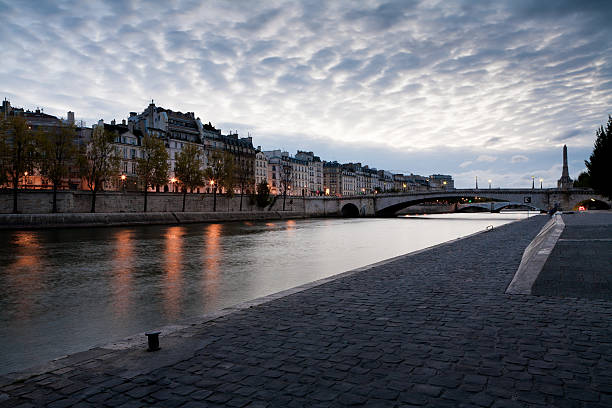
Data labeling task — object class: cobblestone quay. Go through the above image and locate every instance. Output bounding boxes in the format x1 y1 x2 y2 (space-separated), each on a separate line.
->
2 215 612 407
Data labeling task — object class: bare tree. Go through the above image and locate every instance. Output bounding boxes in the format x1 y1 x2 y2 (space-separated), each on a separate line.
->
236 155 254 211
136 135 169 212
0 116 37 213
174 143 205 212
204 150 234 212
79 125 121 213
37 123 78 213
280 163 292 211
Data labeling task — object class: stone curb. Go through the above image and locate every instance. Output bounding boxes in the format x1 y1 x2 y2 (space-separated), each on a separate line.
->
0 211 308 230
505 212 565 295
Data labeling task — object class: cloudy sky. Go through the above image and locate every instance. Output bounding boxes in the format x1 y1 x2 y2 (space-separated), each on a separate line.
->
1 0 610 187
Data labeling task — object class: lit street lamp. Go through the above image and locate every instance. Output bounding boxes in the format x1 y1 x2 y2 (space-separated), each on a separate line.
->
540 178 543 189
488 179 491 189
120 174 126 192
531 176 535 189
170 177 177 192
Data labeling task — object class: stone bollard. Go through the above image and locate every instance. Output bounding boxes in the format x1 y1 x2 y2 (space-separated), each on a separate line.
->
145 331 161 351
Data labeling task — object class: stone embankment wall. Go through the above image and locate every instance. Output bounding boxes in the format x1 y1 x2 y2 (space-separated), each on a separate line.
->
0 191 341 229
0 191 315 214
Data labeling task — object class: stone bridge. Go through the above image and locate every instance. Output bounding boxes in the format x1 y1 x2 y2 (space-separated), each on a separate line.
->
305 188 610 217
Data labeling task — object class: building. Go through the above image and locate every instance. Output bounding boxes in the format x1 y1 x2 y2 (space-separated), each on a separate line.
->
1 99 89 190
295 151 323 195
428 174 454 190
97 120 144 192
255 149 268 188
127 101 255 193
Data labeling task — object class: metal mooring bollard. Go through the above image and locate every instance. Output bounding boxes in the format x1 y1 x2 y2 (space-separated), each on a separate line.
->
145 331 161 352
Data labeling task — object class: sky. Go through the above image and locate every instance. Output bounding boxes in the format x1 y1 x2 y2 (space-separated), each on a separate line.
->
1 0 610 188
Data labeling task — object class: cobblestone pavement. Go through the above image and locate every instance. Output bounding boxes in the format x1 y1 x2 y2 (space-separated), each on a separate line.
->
532 212 612 300
2 215 612 407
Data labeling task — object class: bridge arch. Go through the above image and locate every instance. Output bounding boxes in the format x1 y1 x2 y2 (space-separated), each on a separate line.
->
341 203 360 217
494 203 540 212
572 198 610 211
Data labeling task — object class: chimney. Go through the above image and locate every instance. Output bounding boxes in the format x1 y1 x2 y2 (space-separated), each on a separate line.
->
67 111 75 124
122 119 126 125
111 119 116 125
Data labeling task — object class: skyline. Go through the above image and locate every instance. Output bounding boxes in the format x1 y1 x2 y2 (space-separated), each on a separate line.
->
1 1 610 188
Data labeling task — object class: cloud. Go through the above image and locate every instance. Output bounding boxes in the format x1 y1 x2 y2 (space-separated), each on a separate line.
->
0 0 609 189
511 155 529 163
554 129 582 141
476 155 497 163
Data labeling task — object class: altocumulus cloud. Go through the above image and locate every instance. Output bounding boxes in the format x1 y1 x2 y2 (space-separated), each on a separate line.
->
0 0 610 187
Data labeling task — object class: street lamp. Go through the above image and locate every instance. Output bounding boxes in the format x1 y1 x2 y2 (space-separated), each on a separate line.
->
120 174 126 192
531 176 535 189
170 177 177 192
488 179 491 189
540 178 543 189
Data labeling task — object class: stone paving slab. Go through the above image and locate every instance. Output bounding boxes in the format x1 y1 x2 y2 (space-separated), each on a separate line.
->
2 214 612 407
532 211 612 300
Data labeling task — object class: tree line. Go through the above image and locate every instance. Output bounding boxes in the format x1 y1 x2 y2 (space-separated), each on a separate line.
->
574 115 611 200
0 116 264 213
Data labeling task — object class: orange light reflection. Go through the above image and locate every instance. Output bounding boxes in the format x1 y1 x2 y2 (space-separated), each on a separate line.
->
203 223 222 305
163 226 185 320
111 229 134 317
5 231 45 319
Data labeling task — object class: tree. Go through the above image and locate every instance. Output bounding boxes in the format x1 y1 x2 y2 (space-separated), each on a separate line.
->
174 143 204 212
280 163 292 211
79 125 121 213
136 135 169 212
255 180 270 208
36 124 78 213
573 172 591 188
0 116 37 213
203 150 234 212
236 155 254 211
585 115 612 199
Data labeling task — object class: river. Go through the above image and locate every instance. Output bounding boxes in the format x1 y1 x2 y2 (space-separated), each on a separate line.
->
0 212 536 374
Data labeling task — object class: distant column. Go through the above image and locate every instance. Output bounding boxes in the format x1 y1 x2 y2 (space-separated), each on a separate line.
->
557 144 573 189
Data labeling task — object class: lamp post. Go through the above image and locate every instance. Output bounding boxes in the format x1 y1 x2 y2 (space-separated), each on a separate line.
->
540 178 543 189
170 177 177 193
120 174 126 193
488 179 491 189
531 176 535 189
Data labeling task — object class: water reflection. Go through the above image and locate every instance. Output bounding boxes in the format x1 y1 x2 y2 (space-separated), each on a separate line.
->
203 224 222 306
163 226 185 320
111 229 134 318
4 231 45 320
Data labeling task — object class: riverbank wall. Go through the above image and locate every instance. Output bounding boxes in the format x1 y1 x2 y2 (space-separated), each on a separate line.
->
0 190 314 214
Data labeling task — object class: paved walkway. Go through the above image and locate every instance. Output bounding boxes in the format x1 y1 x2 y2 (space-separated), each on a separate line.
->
532 212 612 300
2 214 612 407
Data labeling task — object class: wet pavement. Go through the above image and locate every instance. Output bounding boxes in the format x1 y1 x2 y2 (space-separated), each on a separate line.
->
1 214 612 407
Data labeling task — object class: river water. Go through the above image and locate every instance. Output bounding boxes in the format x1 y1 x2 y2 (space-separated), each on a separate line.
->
0 212 536 374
